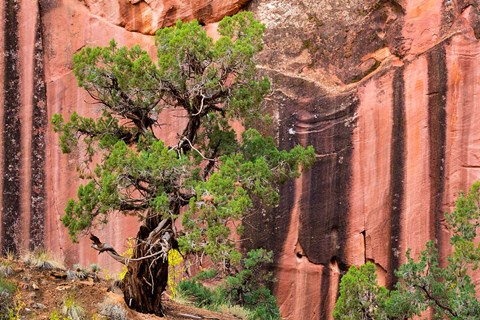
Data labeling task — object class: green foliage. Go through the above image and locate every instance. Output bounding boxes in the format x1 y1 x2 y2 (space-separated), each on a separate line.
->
178 249 281 319
53 11 314 263
178 279 220 308
0 277 17 296
196 269 217 280
0 276 16 319
333 263 389 320
7 291 25 320
334 182 480 319
90 263 101 273
393 182 480 319
62 294 86 320
49 311 67 320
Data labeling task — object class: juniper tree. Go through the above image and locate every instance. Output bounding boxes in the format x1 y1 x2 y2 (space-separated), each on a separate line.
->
52 12 315 316
334 182 480 320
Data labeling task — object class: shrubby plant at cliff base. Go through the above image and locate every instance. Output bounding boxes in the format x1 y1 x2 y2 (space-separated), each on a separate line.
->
334 182 480 319
52 12 315 317
178 248 281 320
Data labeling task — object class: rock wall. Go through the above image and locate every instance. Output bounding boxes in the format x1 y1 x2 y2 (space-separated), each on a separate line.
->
0 0 479 319
245 1 480 319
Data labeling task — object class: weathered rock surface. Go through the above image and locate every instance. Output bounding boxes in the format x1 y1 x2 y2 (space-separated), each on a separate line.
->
83 0 250 34
0 0 479 319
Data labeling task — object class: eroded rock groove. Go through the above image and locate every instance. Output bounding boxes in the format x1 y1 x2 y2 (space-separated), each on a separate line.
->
29 8 47 250
427 45 447 250
2 0 21 255
388 67 405 287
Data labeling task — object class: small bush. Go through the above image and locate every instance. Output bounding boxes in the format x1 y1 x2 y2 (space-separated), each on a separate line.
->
49 310 69 320
98 299 128 320
0 276 15 293
8 291 25 320
0 260 14 278
62 295 86 320
177 249 281 320
178 279 220 308
218 304 252 319
67 264 88 280
90 263 101 273
0 279 20 320
22 250 64 270
0 289 14 320
196 269 217 280
168 249 184 298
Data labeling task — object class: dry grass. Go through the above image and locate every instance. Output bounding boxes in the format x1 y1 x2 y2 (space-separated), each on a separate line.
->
98 297 129 320
22 250 64 270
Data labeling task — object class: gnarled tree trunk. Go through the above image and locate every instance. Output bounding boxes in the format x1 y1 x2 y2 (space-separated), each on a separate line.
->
91 217 174 316
122 222 172 316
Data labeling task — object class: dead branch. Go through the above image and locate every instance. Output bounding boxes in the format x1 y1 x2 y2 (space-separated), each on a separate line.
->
89 234 127 265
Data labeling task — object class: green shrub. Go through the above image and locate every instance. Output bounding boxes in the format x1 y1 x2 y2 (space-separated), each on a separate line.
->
178 279 220 308
49 310 69 320
0 276 16 293
62 294 86 320
218 304 252 319
0 276 16 320
178 248 281 320
196 269 217 280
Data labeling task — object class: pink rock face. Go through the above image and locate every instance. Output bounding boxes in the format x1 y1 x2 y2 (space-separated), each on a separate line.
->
1 0 480 319
247 0 480 319
84 0 250 34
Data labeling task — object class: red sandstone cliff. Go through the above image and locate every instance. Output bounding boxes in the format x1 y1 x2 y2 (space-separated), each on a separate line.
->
0 0 479 319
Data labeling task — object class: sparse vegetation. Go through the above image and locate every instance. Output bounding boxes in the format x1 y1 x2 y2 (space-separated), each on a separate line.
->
218 304 253 320
177 249 281 320
67 264 89 280
22 250 64 270
8 291 25 320
62 294 86 320
334 182 480 319
0 276 16 320
98 298 128 320
0 254 238 319
0 259 14 277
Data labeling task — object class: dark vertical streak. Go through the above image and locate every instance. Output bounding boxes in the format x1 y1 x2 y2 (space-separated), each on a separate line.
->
2 0 21 255
319 268 330 319
242 92 296 259
298 91 357 316
29 8 47 250
427 45 447 250
388 67 405 288
361 230 367 264
298 92 357 267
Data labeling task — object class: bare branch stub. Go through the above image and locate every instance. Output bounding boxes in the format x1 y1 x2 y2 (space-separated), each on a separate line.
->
90 234 126 265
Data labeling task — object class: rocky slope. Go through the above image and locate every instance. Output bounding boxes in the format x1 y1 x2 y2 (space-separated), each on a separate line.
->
0 0 479 319
0 255 237 319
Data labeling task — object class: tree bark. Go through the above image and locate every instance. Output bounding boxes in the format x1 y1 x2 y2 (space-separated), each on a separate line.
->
122 220 172 316
91 220 173 316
